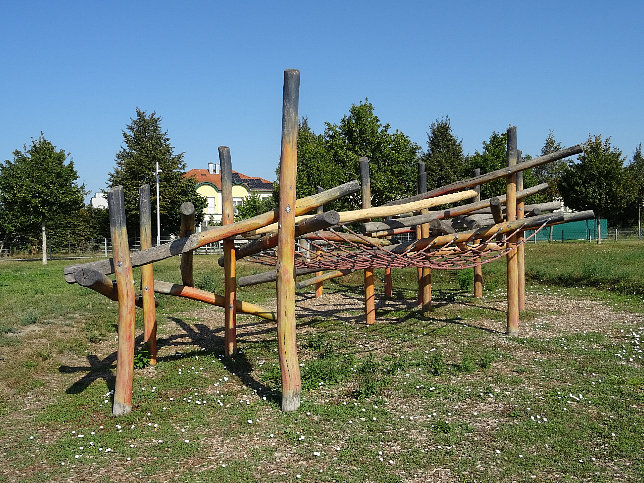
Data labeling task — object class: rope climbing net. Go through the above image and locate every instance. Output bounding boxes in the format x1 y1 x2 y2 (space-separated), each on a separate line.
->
249 220 549 271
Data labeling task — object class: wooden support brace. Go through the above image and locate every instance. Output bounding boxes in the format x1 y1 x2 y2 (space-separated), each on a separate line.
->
139 185 157 364
108 186 136 417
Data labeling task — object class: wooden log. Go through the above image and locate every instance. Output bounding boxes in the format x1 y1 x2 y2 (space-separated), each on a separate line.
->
360 157 376 325
296 269 354 289
277 69 301 412
217 211 340 266
490 197 504 224
517 155 526 312
64 180 360 283
238 266 319 287
370 227 415 238
302 231 390 246
179 201 195 287
219 146 237 357
253 189 479 235
382 144 583 206
315 186 324 298
153 280 276 321
139 185 157 365
418 162 431 312
469 201 561 216
74 268 154 309
108 186 136 417
472 169 483 298
505 127 519 336
361 183 549 233
390 210 595 254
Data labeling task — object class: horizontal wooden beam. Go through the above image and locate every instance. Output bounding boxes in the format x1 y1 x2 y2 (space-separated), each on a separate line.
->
74 268 154 308
295 269 353 289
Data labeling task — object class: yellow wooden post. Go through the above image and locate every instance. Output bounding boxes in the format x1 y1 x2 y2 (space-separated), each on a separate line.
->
109 186 136 416
472 169 483 298
517 153 526 311
139 185 157 365
277 69 302 411
315 186 324 298
506 126 519 336
360 157 376 325
418 162 431 312
219 146 237 357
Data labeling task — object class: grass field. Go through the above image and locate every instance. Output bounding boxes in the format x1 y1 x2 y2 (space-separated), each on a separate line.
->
0 241 642 482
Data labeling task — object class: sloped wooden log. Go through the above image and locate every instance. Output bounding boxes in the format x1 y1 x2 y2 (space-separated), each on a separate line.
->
64 180 360 283
74 268 155 309
469 201 561 216
296 269 354 289
254 189 479 235
217 211 340 266
139 185 157 365
389 210 595 254
179 201 196 287
108 186 136 417
382 144 583 206
362 183 548 233
153 280 277 321
370 227 416 238
238 267 319 287
302 231 390 246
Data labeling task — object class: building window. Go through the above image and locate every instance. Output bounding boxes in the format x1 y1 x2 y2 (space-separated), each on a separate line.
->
207 197 216 214
233 197 243 215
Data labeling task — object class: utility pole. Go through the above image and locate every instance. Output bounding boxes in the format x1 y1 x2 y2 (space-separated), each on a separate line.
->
155 161 162 246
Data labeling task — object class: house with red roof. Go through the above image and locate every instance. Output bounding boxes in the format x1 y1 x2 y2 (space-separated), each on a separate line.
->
185 162 273 228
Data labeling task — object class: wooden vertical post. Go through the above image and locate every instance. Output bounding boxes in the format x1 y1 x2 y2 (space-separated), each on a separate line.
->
516 153 526 311
139 185 157 365
179 201 195 287
418 162 431 312
277 69 301 411
219 146 237 357
416 164 424 306
472 168 483 298
315 186 324 298
109 186 136 416
360 157 376 325
506 126 519 336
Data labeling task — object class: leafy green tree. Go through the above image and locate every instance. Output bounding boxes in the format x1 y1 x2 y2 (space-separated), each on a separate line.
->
236 192 275 220
624 144 644 228
0 135 86 253
421 116 466 190
294 101 419 211
466 131 508 199
558 135 627 228
533 131 567 200
107 108 205 237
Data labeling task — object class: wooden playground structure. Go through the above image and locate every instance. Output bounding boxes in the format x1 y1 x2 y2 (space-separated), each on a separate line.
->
63 69 594 415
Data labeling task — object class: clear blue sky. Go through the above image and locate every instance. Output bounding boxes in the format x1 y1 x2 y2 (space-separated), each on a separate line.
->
1 1 642 201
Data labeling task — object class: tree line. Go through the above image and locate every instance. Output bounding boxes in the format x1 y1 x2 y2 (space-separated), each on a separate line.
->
1 101 642 255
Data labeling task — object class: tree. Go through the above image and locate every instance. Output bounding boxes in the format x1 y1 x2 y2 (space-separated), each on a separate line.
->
466 131 508 199
294 101 419 212
558 135 627 237
421 116 466 190
0 135 86 257
624 144 644 231
533 130 567 200
236 192 275 220
108 108 206 237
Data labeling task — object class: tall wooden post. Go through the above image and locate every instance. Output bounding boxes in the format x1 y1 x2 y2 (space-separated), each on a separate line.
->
360 157 376 325
277 69 301 412
516 154 526 311
139 185 157 365
418 162 431 311
472 168 483 298
219 146 237 357
506 126 519 336
109 186 136 416
315 186 324 298
179 201 195 287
